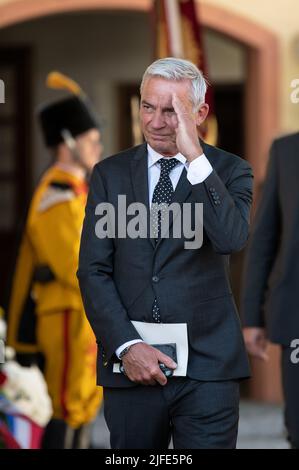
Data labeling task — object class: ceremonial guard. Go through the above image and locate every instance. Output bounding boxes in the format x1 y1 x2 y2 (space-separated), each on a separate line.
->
7 73 103 448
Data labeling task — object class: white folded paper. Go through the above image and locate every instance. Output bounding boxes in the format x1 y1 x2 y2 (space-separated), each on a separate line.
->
113 321 188 376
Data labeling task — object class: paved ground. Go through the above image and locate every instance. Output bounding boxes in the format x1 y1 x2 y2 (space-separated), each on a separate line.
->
91 400 289 449
237 401 289 449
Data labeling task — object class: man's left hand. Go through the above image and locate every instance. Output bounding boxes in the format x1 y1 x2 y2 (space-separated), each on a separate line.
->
172 93 203 162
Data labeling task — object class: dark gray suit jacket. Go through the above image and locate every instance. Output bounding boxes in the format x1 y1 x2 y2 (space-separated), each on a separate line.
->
242 132 299 346
78 141 253 387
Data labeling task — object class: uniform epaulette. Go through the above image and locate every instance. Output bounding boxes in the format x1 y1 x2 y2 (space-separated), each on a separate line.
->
38 181 75 212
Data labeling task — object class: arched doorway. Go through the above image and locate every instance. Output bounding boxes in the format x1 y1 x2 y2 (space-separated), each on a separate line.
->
0 0 281 402
0 0 280 186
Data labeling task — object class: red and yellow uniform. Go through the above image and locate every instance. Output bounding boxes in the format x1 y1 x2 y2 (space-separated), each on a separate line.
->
7 165 102 429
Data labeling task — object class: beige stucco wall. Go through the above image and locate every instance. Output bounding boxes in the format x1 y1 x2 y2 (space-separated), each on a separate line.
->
201 0 299 135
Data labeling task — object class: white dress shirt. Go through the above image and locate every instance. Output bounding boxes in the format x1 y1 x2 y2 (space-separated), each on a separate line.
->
115 144 213 358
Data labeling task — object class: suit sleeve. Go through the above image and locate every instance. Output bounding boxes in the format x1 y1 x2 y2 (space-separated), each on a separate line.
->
190 157 253 254
77 164 142 360
241 142 281 327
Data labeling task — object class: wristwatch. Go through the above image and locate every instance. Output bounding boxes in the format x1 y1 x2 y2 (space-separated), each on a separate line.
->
119 345 132 359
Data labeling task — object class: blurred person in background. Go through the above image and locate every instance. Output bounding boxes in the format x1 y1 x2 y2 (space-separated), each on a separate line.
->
242 132 299 449
7 73 103 449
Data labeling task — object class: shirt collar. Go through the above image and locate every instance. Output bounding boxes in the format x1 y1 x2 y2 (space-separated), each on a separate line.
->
147 144 188 169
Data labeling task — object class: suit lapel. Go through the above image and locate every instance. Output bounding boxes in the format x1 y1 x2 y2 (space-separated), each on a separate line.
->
156 140 213 247
130 143 155 249
130 142 212 250
156 166 192 249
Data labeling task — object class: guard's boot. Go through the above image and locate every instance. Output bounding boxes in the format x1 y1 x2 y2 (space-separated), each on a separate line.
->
41 418 75 449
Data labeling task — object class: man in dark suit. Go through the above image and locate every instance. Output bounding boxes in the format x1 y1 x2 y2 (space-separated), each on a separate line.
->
78 58 253 449
242 132 299 449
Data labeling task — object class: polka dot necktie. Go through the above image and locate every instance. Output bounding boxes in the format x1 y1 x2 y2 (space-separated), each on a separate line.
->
151 157 180 323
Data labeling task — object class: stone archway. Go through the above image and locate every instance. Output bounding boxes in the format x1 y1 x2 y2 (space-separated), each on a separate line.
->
0 0 280 185
0 0 281 402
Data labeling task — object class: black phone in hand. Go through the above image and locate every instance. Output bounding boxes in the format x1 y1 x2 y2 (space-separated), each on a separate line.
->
151 343 177 377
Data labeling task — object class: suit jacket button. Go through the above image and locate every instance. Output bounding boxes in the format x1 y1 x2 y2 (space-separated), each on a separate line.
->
152 275 159 283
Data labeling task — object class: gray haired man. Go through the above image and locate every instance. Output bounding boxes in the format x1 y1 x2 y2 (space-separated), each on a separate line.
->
78 58 253 449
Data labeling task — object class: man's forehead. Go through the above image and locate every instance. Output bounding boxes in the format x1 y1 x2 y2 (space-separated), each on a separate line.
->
142 93 173 106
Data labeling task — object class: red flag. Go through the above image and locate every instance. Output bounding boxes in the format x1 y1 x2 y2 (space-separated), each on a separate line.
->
153 0 218 145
